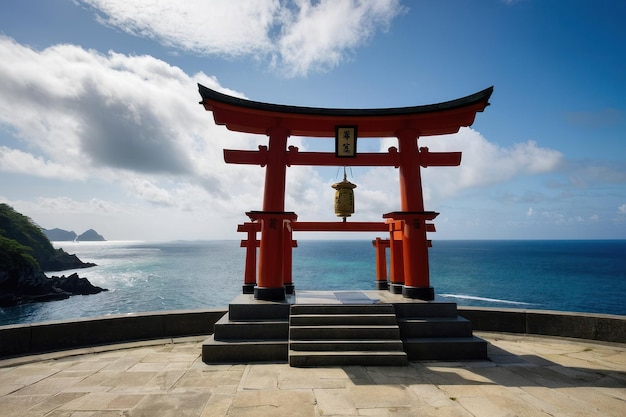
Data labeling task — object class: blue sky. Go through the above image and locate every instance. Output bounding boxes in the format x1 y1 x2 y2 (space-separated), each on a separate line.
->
0 0 624 241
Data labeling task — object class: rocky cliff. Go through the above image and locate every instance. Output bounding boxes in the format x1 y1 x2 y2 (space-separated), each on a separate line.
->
0 265 107 307
0 204 107 308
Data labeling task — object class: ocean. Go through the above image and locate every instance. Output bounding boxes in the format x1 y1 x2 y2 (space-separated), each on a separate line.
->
1 240 624 326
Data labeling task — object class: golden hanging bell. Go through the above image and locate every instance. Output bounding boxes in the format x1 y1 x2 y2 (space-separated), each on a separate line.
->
332 167 357 221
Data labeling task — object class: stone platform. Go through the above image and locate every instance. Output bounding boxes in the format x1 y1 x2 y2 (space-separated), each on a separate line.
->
1 333 624 416
202 290 487 366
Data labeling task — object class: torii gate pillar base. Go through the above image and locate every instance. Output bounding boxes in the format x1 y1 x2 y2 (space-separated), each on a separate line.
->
242 284 255 294
376 281 389 291
403 286 435 301
254 287 287 301
389 284 404 295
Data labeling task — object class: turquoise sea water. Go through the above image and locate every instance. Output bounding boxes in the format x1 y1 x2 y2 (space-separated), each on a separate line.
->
1 240 624 325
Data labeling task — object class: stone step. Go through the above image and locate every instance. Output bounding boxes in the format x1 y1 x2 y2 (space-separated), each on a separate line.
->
228 296 291 321
213 314 289 341
289 350 408 367
290 304 396 316
290 339 405 352
402 336 488 361
202 335 288 363
213 321 289 341
397 316 473 338
288 303 407 367
290 325 401 340
290 314 398 326
393 302 459 318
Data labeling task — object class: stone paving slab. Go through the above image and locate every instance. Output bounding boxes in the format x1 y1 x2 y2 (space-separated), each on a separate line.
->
0 333 624 416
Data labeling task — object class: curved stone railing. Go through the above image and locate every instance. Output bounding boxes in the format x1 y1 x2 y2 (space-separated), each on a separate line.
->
0 309 226 359
459 307 625 344
0 307 623 359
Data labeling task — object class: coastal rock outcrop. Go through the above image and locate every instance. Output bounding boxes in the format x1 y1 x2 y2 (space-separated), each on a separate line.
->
43 228 78 242
0 265 107 307
43 228 106 242
50 272 107 296
44 250 96 272
0 204 107 308
77 229 106 242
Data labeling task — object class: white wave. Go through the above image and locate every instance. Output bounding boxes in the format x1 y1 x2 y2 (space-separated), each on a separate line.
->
439 294 533 306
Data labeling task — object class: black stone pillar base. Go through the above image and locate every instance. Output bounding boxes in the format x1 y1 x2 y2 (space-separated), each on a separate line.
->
284 283 295 295
254 286 286 301
389 283 404 294
375 280 389 290
402 286 435 301
242 284 255 294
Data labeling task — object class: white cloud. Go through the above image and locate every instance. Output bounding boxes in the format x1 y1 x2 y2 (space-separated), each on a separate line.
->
0 196 125 231
82 0 278 57
0 36 257 186
33 196 120 215
0 36 297 232
420 131 563 191
1 194 235 240
373 128 563 208
122 178 175 207
0 33 589 240
79 0 404 77
276 0 404 76
0 146 85 180
619 204 626 214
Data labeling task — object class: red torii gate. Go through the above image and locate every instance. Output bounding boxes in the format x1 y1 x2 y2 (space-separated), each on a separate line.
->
199 84 493 301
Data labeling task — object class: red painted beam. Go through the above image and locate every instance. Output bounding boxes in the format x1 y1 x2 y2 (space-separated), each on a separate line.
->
224 147 462 168
226 148 268 166
237 220 435 233
419 149 462 167
291 221 389 232
237 222 261 232
288 150 398 167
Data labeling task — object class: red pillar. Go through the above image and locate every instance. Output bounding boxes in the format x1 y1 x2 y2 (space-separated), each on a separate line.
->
263 126 289 212
247 211 297 301
387 221 405 294
238 222 260 294
248 126 294 301
393 128 436 300
384 212 438 300
372 238 389 290
283 224 297 295
397 128 425 211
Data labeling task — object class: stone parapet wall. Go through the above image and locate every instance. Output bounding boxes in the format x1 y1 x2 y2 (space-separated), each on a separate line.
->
0 309 227 358
459 307 625 343
1 307 624 359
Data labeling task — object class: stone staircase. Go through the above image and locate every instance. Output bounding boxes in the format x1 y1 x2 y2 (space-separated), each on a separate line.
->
202 296 290 363
395 302 487 360
202 293 487 365
288 304 408 367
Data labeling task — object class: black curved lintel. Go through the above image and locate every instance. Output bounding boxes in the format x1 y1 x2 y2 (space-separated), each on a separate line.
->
198 84 493 117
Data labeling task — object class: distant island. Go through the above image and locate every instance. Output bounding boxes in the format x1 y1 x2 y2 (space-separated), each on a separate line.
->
43 228 106 242
0 204 107 307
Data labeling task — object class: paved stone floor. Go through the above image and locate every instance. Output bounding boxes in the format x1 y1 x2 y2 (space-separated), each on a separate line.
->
0 332 624 416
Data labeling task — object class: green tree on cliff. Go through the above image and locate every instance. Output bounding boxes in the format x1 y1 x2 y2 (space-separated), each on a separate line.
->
0 204 94 271
0 204 49 267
